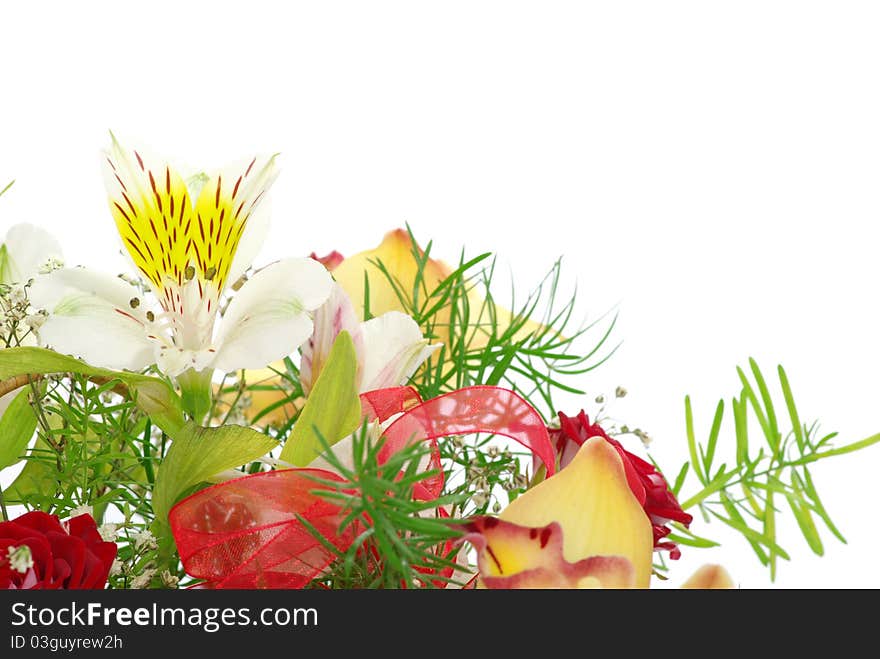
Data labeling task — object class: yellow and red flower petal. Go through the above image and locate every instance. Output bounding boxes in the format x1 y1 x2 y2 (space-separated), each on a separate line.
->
499 436 654 587
549 410 693 559
462 517 636 589
330 228 551 350
680 564 736 589
331 228 452 322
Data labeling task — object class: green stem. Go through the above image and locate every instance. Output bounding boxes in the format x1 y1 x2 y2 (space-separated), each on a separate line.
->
177 368 213 424
680 431 880 510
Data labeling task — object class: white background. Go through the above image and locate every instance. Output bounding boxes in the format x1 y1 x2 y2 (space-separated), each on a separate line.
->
1 1 878 588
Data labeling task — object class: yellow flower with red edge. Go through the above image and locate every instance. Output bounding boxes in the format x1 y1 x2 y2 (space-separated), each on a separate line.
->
462 432 735 589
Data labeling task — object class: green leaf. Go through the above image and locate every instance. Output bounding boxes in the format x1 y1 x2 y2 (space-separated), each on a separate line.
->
684 396 706 484
799 467 846 544
778 365 805 451
0 388 38 471
2 438 58 504
0 347 184 435
671 462 689 497
0 244 10 284
152 421 278 522
732 395 749 465
765 489 779 579
280 331 362 467
750 358 781 456
790 432 880 465
703 399 725 475
737 366 771 446
666 530 720 549
787 475 824 556
0 179 12 198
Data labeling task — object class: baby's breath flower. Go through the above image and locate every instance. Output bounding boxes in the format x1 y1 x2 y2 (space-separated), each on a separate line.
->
130 569 156 590
9 286 27 307
633 428 652 447
160 570 179 588
68 504 93 519
132 529 157 551
24 311 48 331
98 524 118 542
37 256 65 274
6 545 34 574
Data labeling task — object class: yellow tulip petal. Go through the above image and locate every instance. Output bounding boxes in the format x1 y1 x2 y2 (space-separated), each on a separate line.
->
499 436 654 587
331 228 554 351
680 564 736 589
463 517 636 589
331 228 452 321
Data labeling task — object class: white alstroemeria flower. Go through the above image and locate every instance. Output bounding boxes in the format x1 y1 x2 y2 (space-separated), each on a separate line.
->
29 137 332 417
300 281 441 395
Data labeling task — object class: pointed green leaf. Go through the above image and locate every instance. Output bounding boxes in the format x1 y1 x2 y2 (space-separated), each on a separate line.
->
778 365 804 451
280 331 362 467
737 365 771 445
152 421 278 522
800 467 846 544
733 395 749 465
748 358 781 457
718 491 769 565
2 438 58 504
765 489 779 580
671 462 689 497
0 244 11 285
788 474 824 556
703 399 725 474
666 530 720 549
684 396 706 484
0 388 38 471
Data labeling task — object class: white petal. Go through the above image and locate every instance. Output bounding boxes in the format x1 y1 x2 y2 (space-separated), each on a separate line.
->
212 154 279 288
211 257 332 372
28 267 157 371
300 282 365 395
360 311 441 392
1 223 63 284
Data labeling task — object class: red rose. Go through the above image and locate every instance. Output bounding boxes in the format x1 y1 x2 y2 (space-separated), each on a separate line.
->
548 410 693 559
0 511 117 589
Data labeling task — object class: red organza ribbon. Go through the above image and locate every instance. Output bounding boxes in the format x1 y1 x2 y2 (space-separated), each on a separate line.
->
168 386 553 588
360 386 423 421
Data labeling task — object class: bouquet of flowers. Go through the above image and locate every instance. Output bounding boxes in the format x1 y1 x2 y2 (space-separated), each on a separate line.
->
1 138 877 591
